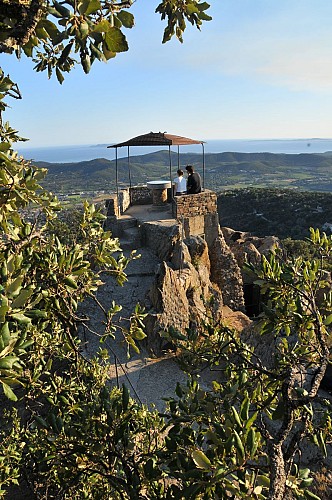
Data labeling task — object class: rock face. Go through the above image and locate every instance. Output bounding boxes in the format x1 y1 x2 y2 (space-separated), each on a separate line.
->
144 233 254 355
209 234 246 312
145 236 225 355
222 227 281 284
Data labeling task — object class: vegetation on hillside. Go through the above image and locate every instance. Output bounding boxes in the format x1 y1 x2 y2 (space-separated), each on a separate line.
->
37 149 332 194
218 188 332 240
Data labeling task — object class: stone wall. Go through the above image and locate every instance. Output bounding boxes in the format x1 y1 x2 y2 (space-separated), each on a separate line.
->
105 195 118 217
172 190 217 218
105 190 130 216
172 190 219 247
105 186 152 217
129 186 153 205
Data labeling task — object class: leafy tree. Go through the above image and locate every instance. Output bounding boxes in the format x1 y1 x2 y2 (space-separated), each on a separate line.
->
0 68 148 496
160 228 332 499
0 0 211 82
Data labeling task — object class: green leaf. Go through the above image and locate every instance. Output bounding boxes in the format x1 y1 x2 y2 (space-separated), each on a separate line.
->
81 54 91 74
233 430 245 461
186 3 200 15
86 0 101 15
58 42 73 65
240 397 250 421
6 276 23 295
35 26 49 40
52 1 71 17
192 450 211 470
198 12 212 21
304 491 321 500
11 288 34 309
197 2 211 12
90 42 106 62
299 468 311 479
256 475 270 487
26 309 48 319
323 314 332 326
64 276 78 289
79 0 101 14
0 355 19 370
0 142 10 152
116 10 135 29
246 428 258 458
132 328 146 340
10 313 32 324
38 19 59 41
79 21 89 38
231 405 242 429
56 67 64 84
105 28 128 53
94 20 111 33
2 382 18 401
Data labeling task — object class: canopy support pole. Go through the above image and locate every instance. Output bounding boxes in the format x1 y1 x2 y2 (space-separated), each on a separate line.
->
115 147 120 217
128 146 132 189
202 143 205 190
177 145 180 169
168 145 173 200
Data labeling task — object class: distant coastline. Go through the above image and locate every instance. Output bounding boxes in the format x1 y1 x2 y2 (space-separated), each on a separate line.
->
17 138 332 164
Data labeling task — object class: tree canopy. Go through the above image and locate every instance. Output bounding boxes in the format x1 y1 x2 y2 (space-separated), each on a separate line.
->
0 0 211 82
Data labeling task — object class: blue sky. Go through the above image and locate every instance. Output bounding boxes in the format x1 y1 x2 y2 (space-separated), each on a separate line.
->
3 0 332 147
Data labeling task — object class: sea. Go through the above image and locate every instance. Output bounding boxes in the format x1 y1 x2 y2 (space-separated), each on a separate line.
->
17 138 332 164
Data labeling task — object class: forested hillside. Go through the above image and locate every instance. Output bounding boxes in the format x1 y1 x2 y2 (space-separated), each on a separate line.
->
218 188 332 239
38 150 332 193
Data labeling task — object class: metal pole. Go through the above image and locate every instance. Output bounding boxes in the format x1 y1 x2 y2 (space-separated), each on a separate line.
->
128 145 132 189
177 145 180 169
169 145 172 199
202 143 205 191
115 147 120 217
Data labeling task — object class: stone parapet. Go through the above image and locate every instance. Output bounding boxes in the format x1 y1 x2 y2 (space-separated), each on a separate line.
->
172 190 217 218
105 195 118 217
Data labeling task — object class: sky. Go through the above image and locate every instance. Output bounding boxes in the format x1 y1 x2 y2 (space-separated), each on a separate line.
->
2 0 332 148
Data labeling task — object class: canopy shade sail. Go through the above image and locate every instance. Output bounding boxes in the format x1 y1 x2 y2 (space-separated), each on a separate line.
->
107 131 205 148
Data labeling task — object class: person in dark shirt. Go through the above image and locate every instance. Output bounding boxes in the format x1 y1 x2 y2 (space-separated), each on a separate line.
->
186 165 202 194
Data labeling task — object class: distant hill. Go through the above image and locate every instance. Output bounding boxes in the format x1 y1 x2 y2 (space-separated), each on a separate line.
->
218 188 332 240
38 150 332 193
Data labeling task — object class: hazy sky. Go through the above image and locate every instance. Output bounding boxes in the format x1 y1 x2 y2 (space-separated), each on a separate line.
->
3 0 332 147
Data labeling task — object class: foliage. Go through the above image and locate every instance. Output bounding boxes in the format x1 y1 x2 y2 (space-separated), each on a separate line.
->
218 188 332 240
0 70 148 496
161 228 332 499
0 0 211 82
34 150 332 195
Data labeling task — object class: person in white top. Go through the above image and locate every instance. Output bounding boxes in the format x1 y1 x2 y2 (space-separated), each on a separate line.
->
173 169 187 196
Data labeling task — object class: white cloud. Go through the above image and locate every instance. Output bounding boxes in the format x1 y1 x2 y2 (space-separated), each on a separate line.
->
181 2 332 93
215 34 332 92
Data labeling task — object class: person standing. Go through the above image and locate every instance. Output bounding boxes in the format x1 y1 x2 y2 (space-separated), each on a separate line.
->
173 169 187 196
186 165 202 194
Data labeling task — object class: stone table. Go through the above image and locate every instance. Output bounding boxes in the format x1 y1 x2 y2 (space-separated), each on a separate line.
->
147 180 171 206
